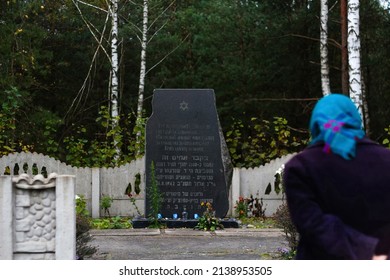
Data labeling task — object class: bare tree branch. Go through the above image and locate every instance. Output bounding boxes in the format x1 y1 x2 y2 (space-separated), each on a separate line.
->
65 4 111 122
148 0 176 31
146 33 190 76
71 0 111 61
148 19 168 44
246 97 320 102
74 0 108 13
283 33 341 49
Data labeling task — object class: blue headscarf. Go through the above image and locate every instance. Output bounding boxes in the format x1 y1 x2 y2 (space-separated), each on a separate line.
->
309 94 365 160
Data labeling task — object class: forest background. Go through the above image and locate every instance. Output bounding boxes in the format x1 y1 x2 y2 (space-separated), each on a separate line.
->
1 0 390 168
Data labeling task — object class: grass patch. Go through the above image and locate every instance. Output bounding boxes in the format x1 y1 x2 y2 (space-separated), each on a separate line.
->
239 217 277 229
91 216 132 229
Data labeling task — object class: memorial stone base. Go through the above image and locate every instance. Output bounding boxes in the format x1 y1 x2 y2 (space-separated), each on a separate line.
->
131 217 239 229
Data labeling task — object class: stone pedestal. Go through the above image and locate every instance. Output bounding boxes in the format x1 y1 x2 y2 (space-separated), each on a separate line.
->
0 173 76 260
131 217 238 229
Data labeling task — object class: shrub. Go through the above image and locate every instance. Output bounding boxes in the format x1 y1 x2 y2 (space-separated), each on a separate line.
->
226 117 308 168
270 164 298 259
234 196 249 218
92 216 132 229
76 214 97 259
75 195 97 259
195 202 224 231
235 195 267 219
247 195 266 219
100 195 114 217
273 202 298 254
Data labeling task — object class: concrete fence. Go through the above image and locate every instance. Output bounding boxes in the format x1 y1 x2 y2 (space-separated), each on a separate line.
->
0 152 295 218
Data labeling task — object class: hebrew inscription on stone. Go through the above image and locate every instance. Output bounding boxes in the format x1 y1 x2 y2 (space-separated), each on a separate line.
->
145 89 229 218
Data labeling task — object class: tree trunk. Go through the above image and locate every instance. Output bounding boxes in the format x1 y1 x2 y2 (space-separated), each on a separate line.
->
110 0 120 157
362 79 370 134
340 0 349 94
347 0 364 124
320 0 330 96
135 0 149 156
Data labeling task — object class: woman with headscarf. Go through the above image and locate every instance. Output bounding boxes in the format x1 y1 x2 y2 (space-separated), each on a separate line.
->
283 93 390 260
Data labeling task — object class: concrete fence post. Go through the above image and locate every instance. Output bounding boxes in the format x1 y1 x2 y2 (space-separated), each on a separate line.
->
55 175 76 260
91 168 100 218
0 176 13 259
231 168 241 216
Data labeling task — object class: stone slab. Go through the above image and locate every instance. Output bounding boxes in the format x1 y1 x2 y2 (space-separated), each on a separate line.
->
145 89 229 219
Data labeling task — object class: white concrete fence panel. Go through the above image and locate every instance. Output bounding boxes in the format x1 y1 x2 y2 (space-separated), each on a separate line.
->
0 152 295 219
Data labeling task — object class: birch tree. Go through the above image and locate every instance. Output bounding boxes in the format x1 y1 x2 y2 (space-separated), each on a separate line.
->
320 0 330 96
135 0 149 156
68 0 122 158
132 0 181 156
347 0 364 122
109 0 121 157
340 0 349 94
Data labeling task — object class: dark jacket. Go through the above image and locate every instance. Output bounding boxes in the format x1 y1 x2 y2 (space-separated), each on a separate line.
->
284 138 390 259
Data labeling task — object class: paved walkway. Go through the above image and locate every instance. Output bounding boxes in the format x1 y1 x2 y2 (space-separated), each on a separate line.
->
88 228 287 260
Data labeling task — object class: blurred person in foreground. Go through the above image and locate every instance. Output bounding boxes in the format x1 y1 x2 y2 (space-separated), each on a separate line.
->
283 93 390 260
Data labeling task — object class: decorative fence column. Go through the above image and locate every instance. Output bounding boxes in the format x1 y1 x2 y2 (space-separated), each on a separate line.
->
0 176 13 259
0 173 76 260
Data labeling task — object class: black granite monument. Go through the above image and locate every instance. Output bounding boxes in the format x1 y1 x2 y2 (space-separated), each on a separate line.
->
145 89 230 220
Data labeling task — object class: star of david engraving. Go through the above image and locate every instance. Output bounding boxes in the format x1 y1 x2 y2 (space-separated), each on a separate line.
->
179 101 189 111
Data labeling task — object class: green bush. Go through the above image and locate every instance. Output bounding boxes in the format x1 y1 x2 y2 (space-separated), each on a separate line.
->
100 195 114 217
92 217 132 229
75 195 97 259
234 196 249 219
76 194 89 216
195 202 224 231
226 117 308 168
